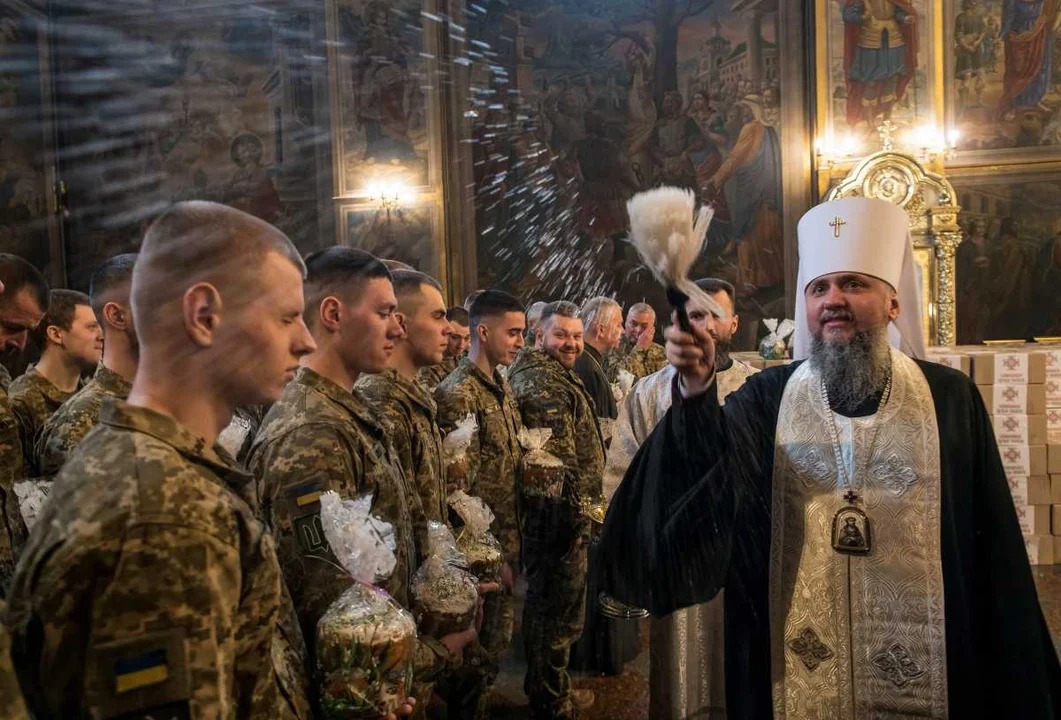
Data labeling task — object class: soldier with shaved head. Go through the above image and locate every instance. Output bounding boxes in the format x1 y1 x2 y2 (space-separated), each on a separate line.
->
6 202 318 719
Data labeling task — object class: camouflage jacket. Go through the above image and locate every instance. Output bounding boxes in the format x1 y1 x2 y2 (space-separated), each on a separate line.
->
416 354 458 392
605 340 668 381
0 602 29 720
435 357 524 564
0 378 26 596
358 368 447 524
507 348 605 506
9 368 75 475
36 363 132 478
4 400 311 719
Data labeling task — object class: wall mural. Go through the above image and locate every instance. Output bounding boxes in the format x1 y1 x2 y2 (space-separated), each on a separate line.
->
465 0 788 350
0 4 59 283
55 5 325 290
341 202 439 277
952 169 1061 343
330 0 435 196
818 0 936 141
945 0 1061 160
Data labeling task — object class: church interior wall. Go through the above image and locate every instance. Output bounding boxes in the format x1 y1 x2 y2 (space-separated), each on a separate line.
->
0 0 1058 347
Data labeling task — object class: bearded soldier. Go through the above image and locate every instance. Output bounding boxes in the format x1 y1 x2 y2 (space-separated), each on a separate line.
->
508 300 605 720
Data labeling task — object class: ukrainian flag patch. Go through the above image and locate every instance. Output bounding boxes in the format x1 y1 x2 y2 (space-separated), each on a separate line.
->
294 482 322 507
114 648 169 694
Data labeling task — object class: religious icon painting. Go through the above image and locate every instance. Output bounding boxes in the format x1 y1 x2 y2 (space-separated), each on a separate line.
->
326 0 441 196
339 200 442 280
815 0 939 148
943 0 1061 164
832 505 872 554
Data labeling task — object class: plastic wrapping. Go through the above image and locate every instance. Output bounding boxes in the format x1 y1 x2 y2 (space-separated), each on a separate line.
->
410 555 479 638
447 490 503 581
14 479 51 531
518 427 565 498
759 318 796 360
425 520 469 570
315 491 415 718
611 368 636 403
447 490 495 537
442 413 478 491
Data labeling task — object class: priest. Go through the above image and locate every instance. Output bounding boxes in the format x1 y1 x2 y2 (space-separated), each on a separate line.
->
597 196 1061 719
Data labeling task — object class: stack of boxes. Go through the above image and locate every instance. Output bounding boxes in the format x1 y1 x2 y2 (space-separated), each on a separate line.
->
930 345 1059 565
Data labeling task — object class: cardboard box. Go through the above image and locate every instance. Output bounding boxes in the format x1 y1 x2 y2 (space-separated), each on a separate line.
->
979 384 1048 415
1051 444 1061 475
1043 348 1061 378
1051 475 1061 504
1009 475 1053 506
1054 536 1061 563
971 350 1047 386
993 415 1048 446
927 352 970 376
1054 504 1061 535
1049 409 1061 444
1047 377 1061 406
1015 504 1051 535
1025 535 1055 565
1000 445 1047 477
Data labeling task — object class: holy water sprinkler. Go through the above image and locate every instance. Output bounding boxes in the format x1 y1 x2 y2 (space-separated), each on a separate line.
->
625 186 722 332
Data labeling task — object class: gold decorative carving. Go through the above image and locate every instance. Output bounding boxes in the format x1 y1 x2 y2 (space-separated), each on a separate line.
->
826 151 962 347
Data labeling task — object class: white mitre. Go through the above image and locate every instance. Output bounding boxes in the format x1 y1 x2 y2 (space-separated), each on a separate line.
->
792 196 926 360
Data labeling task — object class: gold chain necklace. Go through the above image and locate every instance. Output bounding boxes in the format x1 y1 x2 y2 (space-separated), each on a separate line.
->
819 369 893 555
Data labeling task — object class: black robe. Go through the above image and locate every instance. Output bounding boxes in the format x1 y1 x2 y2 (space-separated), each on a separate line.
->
596 359 1061 719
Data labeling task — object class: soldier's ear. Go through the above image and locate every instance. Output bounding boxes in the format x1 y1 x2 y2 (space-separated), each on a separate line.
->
45 322 64 347
476 322 489 344
319 296 342 333
102 302 130 331
183 282 222 348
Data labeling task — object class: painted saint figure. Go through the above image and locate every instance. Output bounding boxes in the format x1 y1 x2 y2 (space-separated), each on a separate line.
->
842 0 919 127
996 0 1060 118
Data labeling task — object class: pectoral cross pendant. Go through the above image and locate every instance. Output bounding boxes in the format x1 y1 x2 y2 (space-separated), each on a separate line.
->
832 488 872 555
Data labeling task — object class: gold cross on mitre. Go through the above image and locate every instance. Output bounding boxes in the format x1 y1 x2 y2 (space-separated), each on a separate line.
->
829 216 847 237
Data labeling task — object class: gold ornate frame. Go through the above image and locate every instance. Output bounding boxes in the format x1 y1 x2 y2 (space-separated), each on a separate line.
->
825 150 962 347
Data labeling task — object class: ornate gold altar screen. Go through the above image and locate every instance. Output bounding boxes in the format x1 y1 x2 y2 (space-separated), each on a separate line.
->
824 151 962 348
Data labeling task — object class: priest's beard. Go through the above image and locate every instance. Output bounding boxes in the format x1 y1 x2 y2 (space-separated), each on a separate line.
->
809 325 891 412
713 336 732 369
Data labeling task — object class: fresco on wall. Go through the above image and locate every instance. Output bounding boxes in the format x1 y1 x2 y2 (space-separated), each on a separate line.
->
945 0 1061 158
464 0 787 350
0 7 56 281
952 171 1061 342
54 5 324 290
342 202 438 277
331 0 432 196
820 0 935 141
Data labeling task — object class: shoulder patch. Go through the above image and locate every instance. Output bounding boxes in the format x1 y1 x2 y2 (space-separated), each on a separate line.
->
92 630 190 719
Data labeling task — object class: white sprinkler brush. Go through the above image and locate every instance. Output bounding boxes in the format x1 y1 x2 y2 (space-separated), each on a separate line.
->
626 186 723 331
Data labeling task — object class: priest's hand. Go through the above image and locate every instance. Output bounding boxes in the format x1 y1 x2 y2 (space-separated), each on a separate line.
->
666 310 715 397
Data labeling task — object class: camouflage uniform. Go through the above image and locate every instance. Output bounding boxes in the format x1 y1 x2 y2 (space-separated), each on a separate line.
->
0 602 29 720
416 354 458 392
507 348 606 720
358 368 447 524
247 367 448 713
434 357 524 715
4 400 311 719
9 368 75 475
605 338 668 381
0 372 26 596
36 363 132 478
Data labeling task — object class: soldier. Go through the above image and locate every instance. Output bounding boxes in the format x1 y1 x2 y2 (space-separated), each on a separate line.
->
36 254 139 477
0 602 29 720
0 253 47 595
606 302 667 380
9 289 102 474
359 270 452 523
525 300 546 344
6 202 317 718
248 248 474 716
508 301 606 720
416 305 470 391
434 289 526 719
